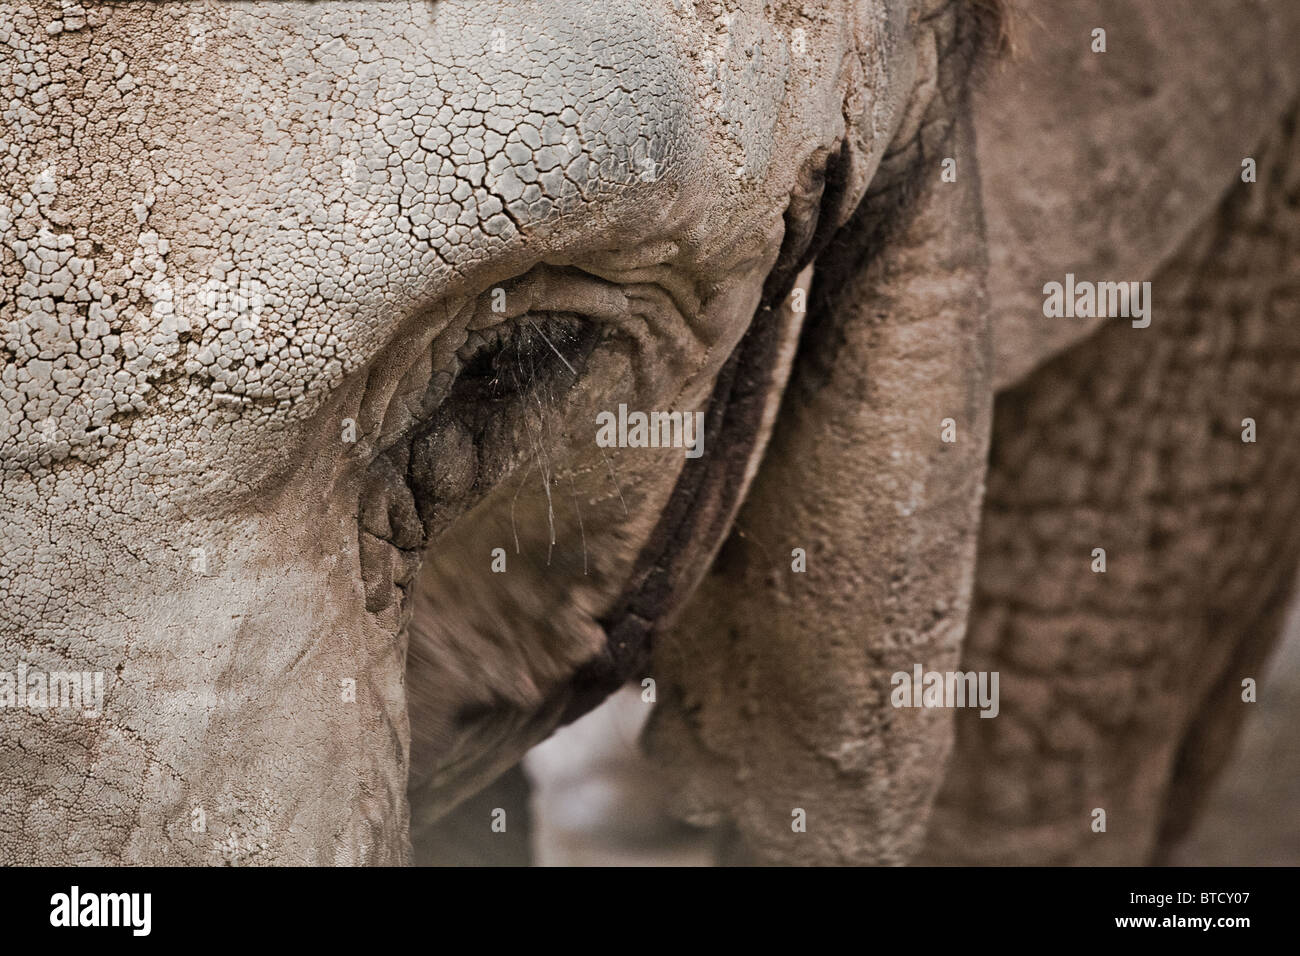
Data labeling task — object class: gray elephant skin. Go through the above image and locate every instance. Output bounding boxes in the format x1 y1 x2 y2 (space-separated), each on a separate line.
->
1 0 1298 865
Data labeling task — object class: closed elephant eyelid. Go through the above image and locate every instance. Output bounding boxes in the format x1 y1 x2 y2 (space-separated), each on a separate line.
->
349 249 698 467
351 265 646 460
350 308 608 616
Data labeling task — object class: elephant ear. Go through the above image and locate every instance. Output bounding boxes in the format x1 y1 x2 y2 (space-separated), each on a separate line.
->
978 0 1300 388
644 3 999 865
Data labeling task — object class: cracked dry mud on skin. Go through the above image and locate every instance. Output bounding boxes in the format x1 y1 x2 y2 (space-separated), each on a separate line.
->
2 0 935 864
4 0 1298 869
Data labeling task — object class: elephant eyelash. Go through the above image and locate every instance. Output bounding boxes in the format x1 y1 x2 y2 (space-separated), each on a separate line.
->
451 312 596 400
392 308 607 548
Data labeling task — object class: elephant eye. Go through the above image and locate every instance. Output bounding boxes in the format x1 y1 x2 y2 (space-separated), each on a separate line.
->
451 312 596 404
397 308 607 542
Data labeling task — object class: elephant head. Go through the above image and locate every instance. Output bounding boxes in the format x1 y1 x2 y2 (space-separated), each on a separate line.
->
0 0 1007 864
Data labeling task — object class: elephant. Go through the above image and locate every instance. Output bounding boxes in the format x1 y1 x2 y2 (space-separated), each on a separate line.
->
1 0 1297 866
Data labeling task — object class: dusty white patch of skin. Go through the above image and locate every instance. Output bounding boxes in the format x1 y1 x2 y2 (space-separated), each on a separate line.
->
0 0 911 863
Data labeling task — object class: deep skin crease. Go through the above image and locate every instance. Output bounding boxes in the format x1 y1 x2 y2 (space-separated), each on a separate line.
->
4 0 1299 866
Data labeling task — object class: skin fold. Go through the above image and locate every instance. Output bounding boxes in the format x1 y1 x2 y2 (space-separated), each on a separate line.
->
0 0 1296 865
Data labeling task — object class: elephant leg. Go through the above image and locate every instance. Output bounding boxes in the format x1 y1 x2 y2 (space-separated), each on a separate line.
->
922 102 1300 865
1153 582 1300 863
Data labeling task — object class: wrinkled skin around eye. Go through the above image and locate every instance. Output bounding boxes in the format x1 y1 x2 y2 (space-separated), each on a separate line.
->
0 0 922 863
